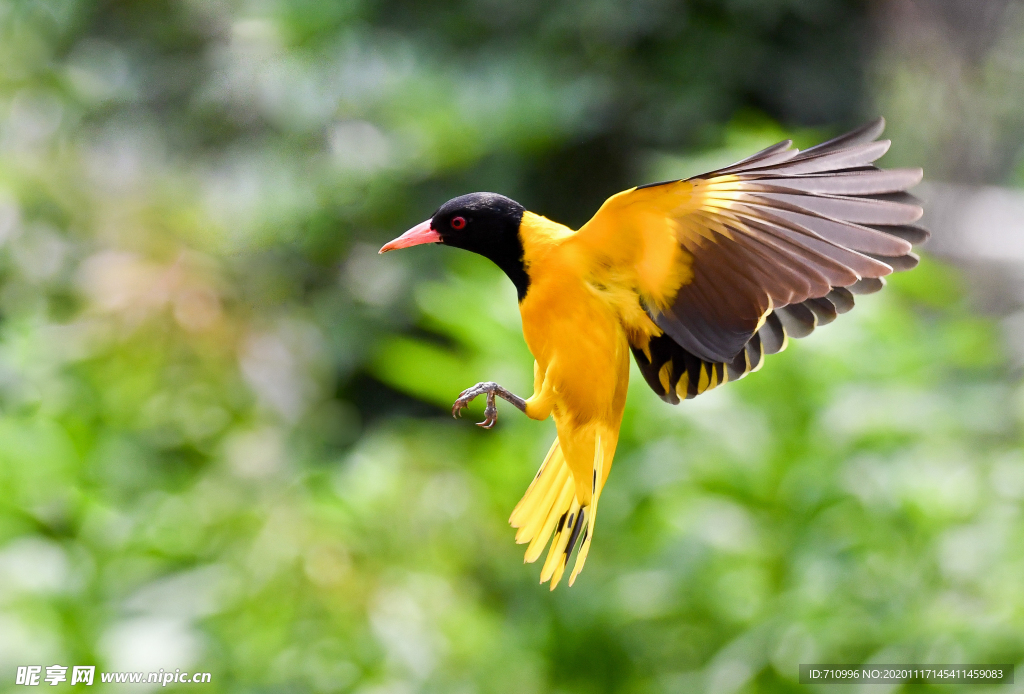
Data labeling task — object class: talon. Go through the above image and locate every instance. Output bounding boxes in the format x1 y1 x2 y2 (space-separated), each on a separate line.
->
452 397 470 418
476 392 498 428
451 381 526 429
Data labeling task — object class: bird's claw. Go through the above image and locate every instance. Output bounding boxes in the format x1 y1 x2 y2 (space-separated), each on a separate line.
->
451 384 482 419
451 382 502 429
476 393 498 429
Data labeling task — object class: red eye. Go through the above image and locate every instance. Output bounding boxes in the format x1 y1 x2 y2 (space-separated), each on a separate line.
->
451 216 466 230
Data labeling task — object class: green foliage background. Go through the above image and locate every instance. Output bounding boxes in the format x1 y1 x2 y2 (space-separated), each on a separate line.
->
0 1 1022 693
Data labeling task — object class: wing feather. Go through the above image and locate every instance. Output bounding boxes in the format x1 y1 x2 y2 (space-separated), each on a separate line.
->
827 287 855 313
798 117 887 152
742 168 923 195
758 312 787 354
747 140 891 175
777 303 816 338
711 139 798 173
745 191 922 225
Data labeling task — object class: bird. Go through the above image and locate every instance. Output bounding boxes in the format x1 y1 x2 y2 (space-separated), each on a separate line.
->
379 118 927 589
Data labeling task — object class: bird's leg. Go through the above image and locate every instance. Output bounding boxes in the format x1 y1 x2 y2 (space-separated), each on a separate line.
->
452 381 527 429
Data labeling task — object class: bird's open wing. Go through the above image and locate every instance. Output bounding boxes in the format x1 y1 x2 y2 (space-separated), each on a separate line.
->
573 118 928 403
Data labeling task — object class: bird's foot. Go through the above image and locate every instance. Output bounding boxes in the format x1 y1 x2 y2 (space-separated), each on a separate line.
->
452 381 527 429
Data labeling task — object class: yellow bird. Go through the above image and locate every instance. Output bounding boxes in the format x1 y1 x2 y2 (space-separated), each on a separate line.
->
380 118 927 589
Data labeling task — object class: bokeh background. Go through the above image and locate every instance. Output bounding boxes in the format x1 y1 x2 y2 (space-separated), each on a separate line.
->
2 0 1024 692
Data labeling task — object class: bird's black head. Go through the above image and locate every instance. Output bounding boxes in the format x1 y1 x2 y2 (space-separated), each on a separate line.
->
380 192 530 300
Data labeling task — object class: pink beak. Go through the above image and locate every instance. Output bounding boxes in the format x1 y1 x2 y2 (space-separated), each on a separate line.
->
379 220 442 254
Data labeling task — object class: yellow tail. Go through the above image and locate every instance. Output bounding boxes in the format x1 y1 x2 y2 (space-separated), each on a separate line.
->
508 435 608 589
